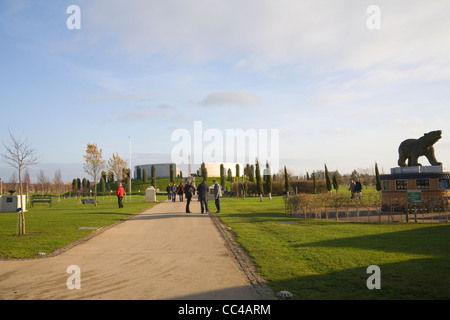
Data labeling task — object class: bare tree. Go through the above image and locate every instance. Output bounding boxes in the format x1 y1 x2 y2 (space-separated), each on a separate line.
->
53 169 64 200
8 172 17 192
24 170 31 195
83 143 105 206
1 130 40 235
37 170 50 194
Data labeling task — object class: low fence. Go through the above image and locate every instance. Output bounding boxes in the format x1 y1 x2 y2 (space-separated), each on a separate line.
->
284 193 450 223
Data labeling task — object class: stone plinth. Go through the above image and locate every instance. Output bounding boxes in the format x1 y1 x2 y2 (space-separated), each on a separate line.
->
390 165 445 174
145 186 157 202
1 195 27 212
380 166 450 211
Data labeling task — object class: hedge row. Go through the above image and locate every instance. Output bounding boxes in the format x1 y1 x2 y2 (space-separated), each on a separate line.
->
230 179 328 197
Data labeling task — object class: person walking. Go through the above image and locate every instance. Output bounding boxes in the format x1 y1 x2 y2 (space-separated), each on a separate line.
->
116 183 125 208
177 183 184 202
184 180 196 213
171 183 177 202
166 184 172 201
349 180 356 199
213 179 222 213
197 180 210 214
354 179 363 200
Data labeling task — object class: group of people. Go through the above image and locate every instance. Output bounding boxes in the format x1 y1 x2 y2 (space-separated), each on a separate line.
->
166 183 185 202
114 179 222 214
349 179 363 200
167 179 222 214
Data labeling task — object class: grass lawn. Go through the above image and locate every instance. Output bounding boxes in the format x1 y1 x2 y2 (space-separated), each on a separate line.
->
0 194 166 259
216 196 450 299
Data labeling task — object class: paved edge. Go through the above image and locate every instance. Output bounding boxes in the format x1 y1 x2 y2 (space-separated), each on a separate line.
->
208 212 276 300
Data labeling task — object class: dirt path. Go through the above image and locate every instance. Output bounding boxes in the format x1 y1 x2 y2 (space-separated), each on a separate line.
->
0 199 274 300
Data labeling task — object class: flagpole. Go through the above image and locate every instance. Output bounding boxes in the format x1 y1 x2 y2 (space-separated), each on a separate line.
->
129 136 132 203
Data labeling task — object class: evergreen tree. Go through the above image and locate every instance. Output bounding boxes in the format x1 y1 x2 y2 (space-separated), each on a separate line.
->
142 168 148 183
220 164 225 187
151 165 156 188
107 171 114 183
170 164 175 183
201 162 208 182
82 178 87 193
312 172 317 194
244 164 250 179
350 170 359 182
235 164 240 180
265 162 273 200
227 168 232 182
332 171 341 194
100 177 106 195
136 166 141 180
255 160 263 201
325 164 332 193
101 171 107 183
284 166 290 195
72 178 78 193
375 162 382 191
249 164 255 182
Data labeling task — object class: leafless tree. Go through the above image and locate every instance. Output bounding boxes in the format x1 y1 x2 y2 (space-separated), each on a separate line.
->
24 170 31 195
37 170 50 194
8 172 17 192
53 169 64 197
1 130 40 234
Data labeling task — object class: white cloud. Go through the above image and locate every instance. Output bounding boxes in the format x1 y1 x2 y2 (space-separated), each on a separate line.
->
200 90 260 106
84 0 450 76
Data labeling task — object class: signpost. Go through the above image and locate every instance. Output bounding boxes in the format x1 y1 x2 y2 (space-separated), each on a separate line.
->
407 190 422 223
407 190 422 203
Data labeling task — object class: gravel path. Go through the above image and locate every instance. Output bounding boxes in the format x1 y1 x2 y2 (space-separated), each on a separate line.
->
0 199 274 300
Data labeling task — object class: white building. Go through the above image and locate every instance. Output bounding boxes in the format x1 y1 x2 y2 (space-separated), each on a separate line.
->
135 163 181 179
197 163 243 177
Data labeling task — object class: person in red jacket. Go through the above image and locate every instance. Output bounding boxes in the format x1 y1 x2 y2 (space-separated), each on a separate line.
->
116 183 125 208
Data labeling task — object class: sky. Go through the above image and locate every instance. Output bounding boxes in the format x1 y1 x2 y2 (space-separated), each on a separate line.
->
1 0 450 183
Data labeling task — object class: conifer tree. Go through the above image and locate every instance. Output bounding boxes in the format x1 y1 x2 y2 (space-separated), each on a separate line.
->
375 162 382 191
324 164 332 193
284 166 290 195
264 161 272 200
152 165 156 188
142 168 148 183
255 160 263 201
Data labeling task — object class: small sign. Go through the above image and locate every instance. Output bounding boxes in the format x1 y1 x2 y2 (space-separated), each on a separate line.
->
407 190 422 203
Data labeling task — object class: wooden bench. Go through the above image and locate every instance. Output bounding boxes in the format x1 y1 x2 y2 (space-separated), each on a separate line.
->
81 198 97 204
31 195 52 207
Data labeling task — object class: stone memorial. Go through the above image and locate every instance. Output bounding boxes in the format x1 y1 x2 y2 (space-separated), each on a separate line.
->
0 194 27 213
207 185 215 201
145 186 157 202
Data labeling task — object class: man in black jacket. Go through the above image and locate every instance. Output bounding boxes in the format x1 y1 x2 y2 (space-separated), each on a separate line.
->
354 179 363 200
197 180 211 214
184 180 196 213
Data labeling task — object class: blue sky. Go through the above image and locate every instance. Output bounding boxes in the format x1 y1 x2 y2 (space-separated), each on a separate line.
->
1 0 450 183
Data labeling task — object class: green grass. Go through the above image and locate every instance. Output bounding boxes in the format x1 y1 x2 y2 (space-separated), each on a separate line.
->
0 194 166 259
216 196 450 299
